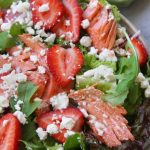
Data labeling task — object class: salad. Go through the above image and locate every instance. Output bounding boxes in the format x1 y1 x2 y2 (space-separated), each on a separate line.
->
0 0 149 149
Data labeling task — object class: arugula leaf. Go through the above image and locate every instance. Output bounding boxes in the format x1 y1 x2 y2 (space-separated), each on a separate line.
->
103 29 139 106
0 32 16 51
64 133 86 150
10 23 25 37
78 0 89 9
0 0 15 8
10 82 41 117
78 44 88 54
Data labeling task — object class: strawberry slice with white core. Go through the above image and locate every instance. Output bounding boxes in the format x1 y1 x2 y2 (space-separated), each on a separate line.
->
31 0 64 30
51 0 83 42
47 45 84 88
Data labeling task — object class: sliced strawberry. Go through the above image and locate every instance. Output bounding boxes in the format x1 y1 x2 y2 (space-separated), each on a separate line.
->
131 38 148 66
30 0 64 30
47 45 83 87
0 113 21 150
36 107 84 143
51 0 82 42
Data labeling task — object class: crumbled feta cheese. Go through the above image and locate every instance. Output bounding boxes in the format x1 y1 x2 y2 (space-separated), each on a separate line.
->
145 86 150 98
1 22 12 31
64 130 75 138
80 36 92 47
60 117 75 130
38 66 46 74
88 47 98 55
36 127 47 140
32 35 43 42
0 63 12 74
36 29 48 37
115 38 124 46
105 4 112 10
13 111 26 124
136 72 145 83
45 33 56 43
69 42 75 48
34 21 43 30
81 19 90 29
14 100 23 111
89 0 98 8
26 27 35 35
50 92 69 110
38 3 50 12
65 20 70 26
3 120 9 127
98 48 117 62
0 95 9 108
1 54 9 59
12 50 22 57
40 50 46 56
30 55 38 64
16 73 27 82
16 1 30 13
141 80 149 89
46 124 59 134
60 34 65 39
83 65 115 82
108 12 114 21
115 48 130 57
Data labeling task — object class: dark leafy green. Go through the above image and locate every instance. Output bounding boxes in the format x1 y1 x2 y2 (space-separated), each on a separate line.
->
0 32 16 51
0 0 15 8
64 133 86 150
10 23 25 37
10 82 41 117
103 29 139 106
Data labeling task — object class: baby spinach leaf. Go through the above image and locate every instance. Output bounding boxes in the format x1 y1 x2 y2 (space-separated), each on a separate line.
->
10 82 41 117
0 32 16 51
0 0 15 8
64 133 86 150
10 23 25 37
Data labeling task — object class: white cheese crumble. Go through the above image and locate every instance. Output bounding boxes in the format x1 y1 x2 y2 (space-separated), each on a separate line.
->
24 47 31 53
0 95 9 108
78 107 88 118
81 19 90 29
13 111 27 124
36 29 48 37
46 124 59 134
89 0 98 8
145 86 150 98
83 65 115 82
70 42 75 48
45 33 56 43
34 21 43 30
64 130 75 138
60 117 75 130
66 32 73 39
38 66 46 74
136 72 145 82
141 80 149 89
38 3 50 12
26 27 35 35
0 63 12 74
98 48 117 62
14 100 23 111
50 92 69 110
16 1 30 13
30 55 38 64
65 20 70 26
88 47 98 55
80 36 92 47
1 22 12 31
36 127 47 140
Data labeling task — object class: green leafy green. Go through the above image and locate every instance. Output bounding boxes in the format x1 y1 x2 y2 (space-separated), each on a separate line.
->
55 37 69 47
78 44 88 54
103 29 139 106
99 0 121 22
0 32 16 51
78 0 89 9
10 23 25 37
0 0 15 8
10 82 41 117
64 133 86 150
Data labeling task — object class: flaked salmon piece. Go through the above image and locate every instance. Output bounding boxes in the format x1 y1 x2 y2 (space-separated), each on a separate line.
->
26 71 48 98
69 87 134 147
83 0 117 52
83 0 102 21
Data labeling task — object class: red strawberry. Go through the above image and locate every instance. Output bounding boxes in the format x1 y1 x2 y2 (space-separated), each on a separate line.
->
47 45 83 88
131 38 148 66
0 113 21 150
51 0 83 42
30 0 64 30
36 107 84 143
